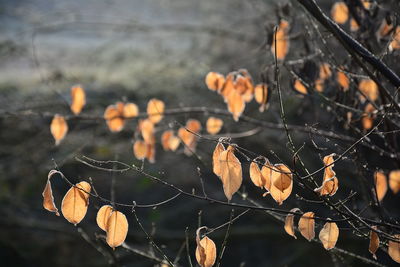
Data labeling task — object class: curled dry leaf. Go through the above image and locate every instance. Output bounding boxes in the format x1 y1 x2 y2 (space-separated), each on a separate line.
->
220 73 235 100
269 164 292 205
195 236 217 267
205 72 225 91
139 119 155 145
133 140 148 160
178 119 202 155
361 103 376 130
212 143 225 178
206 117 223 135
61 181 91 225
249 162 264 188
293 79 308 95
272 20 290 60
284 208 300 239
298 212 315 241
254 83 269 112
147 98 165 124
106 210 129 249
104 103 125 132
319 221 339 250
42 170 62 216
389 170 400 194
50 114 68 145
70 85 86 115
358 79 379 102
235 73 254 103
96 205 113 231
388 234 400 263
123 103 139 118
374 171 387 202
331 2 349 24
315 154 339 196
337 71 350 91
369 226 379 259
219 146 242 200
226 89 245 121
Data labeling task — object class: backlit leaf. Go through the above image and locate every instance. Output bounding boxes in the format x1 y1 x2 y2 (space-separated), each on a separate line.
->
269 164 293 205
293 79 308 95
249 162 264 188
205 72 225 91
369 226 379 259
147 98 165 124
213 143 225 178
272 20 290 60
350 18 360 32
206 117 223 135
358 79 379 102
298 212 315 241
284 208 300 239
96 205 113 231
70 85 86 115
61 181 91 225
106 210 129 249
319 63 332 80
104 104 125 132
195 236 217 267
389 170 400 194
272 163 292 192
254 83 269 112
337 70 350 91
146 143 156 163
219 146 242 200
42 170 61 216
123 103 139 118
361 103 375 130
133 140 148 160
319 221 339 250
226 89 245 121
331 2 349 24
139 119 155 145
315 154 339 196
389 27 400 51
220 73 235 100
50 114 68 145
374 171 387 202
388 234 400 263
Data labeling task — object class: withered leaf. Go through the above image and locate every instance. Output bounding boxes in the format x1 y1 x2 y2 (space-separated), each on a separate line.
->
206 117 223 135
133 140 148 160
50 114 68 145
272 20 290 60
219 146 242 200
70 85 86 115
212 143 225 178
269 164 293 205
331 2 349 24
195 236 217 267
374 171 387 202
369 226 379 259
315 154 339 196
298 212 315 241
389 170 400 194
284 208 300 239
123 103 139 118
61 181 91 225
147 98 165 124
205 72 225 91
388 234 400 263
42 170 62 216
96 205 113 231
319 220 339 250
106 210 129 249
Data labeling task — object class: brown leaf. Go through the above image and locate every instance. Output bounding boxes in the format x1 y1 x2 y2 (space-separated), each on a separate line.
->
315 154 339 196
319 63 332 80
106 210 129 249
205 72 225 91
50 114 68 145
212 143 225 178
206 117 223 135
145 143 156 163
388 234 400 263
195 236 217 267
133 140 148 160
42 170 61 216
104 103 125 132
123 103 139 118
331 2 349 24
226 89 245 122
284 208 300 239
220 73 235 100
147 98 165 124
298 212 315 241
319 221 339 250
358 79 379 102
374 171 387 202
254 83 269 112
249 162 264 188
70 85 86 115
389 170 400 194
219 146 242 200
269 164 293 205
272 20 290 60
96 205 113 231
186 119 202 133
369 226 379 259
61 181 91 225
350 18 360 32
272 164 292 192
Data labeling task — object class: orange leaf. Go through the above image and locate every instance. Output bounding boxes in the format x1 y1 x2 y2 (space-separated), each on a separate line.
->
123 103 139 118
358 79 379 102
298 212 315 241
350 18 360 32
145 143 156 163
104 104 125 132
269 164 293 205
195 236 217 267
133 140 148 160
139 119 155 145
212 143 225 178
315 154 339 196
331 2 349 24
389 170 400 194
361 103 376 130
319 63 332 80
147 98 165 124
249 162 264 188
50 114 68 145
42 170 62 216
70 85 86 115
161 130 173 151
226 89 245 121
388 234 400 263
319 220 339 250
206 117 223 135
96 205 113 231
337 70 350 91
235 74 254 103
374 171 387 202
61 181 91 225
106 210 129 249
369 226 379 259
284 208 300 239
293 79 308 95
220 73 235 100
219 146 243 200
186 119 202 133
377 19 393 39
254 83 269 112
205 72 225 91
389 27 400 51
272 20 290 60
272 163 292 192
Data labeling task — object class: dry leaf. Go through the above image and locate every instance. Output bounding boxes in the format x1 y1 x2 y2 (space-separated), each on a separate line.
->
331 2 349 24
50 114 68 145
272 164 292 192
293 79 308 95
61 181 91 225
206 117 223 135
205 72 225 91
219 146 243 200
96 205 113 231
377 19 393 39
226 89 245 121
195 236 217 267
42 170 61 216
358 79 379 102
350 18 360 32
369 226 379 259
388 234 400 263
123 103 139 118
186 119 202 133
319 63 332 80
284 208 300 239
235 74 254 103
70 85 86 115
249 162 264 188
337 71 350 91
374 171 387 202
269 164 293 205
139 119 155 145
261 164 272 192
104 104 125 132
315 78 324 92
220 73 235 100
106 210 129 249
161 130 173 151
146 143 156 163
298 212 315 241
147 98 165 124
315 154 339 196
254 83 269 112
272 20 290 60
212 143 225 178
361 104 376 130
319 221 339 250
133 140 148 160
389 170 400 194
389 27 400 51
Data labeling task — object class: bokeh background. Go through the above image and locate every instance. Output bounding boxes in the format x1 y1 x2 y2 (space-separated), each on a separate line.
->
1 0 400 266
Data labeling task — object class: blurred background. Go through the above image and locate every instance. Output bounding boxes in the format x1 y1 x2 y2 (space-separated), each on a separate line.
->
1 0 400 266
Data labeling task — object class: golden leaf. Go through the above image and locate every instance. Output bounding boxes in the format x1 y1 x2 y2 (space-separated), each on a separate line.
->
220 73 235 100
70 85 86 115
389 170 400 194
284 208 300 239
358 79 379 102
374 171 387 202
205 72 225 91
147 98 165 124
261 163 273 192
298 212 315 241
195 236 217 267
249 162 264 188
269 164 293 205
206 117 223 135
161 130 173 151
219 146 243 200
293 79 308 95
350 18 360 32
315 154 339 196
337 71 350 91
96 205 113 231
61 181 91 225
226 89 245 122
254 83 269 112
133 140 148 160
369 226 379 259
319 221 339 250
331 2 349 24
104 104 125 132
388 235 400 263
106 210 129 249
123 103 139 118
42 170 61 216
50 114 68 145
272 20 290 60
186 119 202 134
212 143 225 178
139 119 155 145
